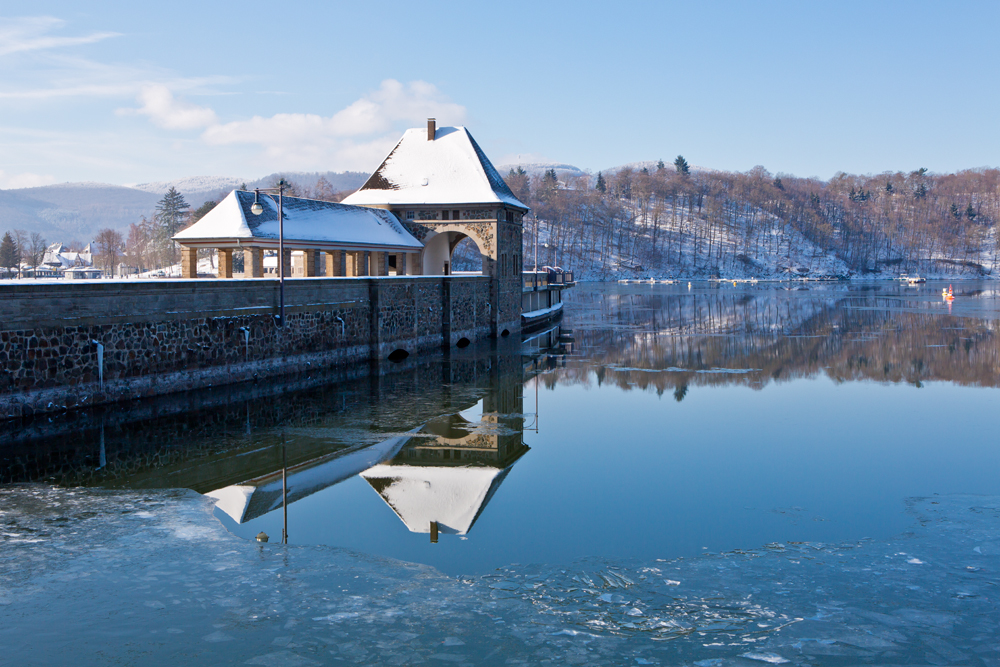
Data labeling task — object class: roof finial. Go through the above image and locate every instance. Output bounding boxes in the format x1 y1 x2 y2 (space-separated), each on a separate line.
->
427 118 436 141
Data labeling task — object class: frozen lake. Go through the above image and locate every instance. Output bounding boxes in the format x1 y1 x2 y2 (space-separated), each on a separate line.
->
2 280 999 664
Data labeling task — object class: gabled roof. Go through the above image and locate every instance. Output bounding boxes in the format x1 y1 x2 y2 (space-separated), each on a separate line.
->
341 126 528 210
206 433 411 524
174 190 423 251
361 464 514 536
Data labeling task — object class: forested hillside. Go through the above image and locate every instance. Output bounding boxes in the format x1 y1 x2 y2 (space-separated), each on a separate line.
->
501 162 1000 280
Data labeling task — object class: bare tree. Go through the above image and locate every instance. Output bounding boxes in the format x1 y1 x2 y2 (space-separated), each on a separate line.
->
94 228 125 277
29 232 47 277
12 229 29 277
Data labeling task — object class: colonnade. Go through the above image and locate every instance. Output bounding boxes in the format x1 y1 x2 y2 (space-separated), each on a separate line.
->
179 247 419 279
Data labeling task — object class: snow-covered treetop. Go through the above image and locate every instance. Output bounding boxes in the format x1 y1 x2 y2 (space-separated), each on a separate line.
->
342 126 528 211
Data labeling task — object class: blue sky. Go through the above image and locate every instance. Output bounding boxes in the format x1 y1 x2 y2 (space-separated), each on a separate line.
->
2 1 999 188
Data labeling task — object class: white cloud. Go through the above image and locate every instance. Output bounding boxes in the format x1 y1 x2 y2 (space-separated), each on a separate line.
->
0 16 118 57
200 79 467 170
0 170 56 189
123 85 218 130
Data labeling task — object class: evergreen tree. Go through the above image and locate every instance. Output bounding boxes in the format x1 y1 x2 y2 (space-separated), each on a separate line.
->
773 177 784 190
156 187 191 237
595 171 607 193
656 159 666 171
966 203 977 220
674 155 690 175
673 384 688 402
504 167 531 203
0 232 16 276
192 200 218 223
951 203 961 219
914 183 928 199
885 181 894 193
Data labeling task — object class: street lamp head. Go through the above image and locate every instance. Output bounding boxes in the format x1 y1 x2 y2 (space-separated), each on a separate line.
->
251 188 263 216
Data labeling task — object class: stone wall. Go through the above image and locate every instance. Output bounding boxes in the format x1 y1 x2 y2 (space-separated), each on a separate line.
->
0 276 491 419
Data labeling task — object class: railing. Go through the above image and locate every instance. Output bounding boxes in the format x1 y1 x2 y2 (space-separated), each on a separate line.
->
523 271 548 291
522 269 573 291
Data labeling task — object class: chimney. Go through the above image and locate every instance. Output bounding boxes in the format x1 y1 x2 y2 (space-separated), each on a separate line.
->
427 118 436 141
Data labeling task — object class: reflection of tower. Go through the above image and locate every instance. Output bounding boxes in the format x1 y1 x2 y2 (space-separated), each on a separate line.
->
361 355 526 540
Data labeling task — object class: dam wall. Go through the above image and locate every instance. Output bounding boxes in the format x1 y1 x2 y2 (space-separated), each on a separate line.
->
0 276 493 420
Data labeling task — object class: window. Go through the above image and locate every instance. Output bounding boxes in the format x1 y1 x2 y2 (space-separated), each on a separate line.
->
442 210 449 220
406 211 414 220
453 210 459 220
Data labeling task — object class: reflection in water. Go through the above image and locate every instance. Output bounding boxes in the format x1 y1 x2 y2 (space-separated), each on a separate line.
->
558 282 1000 395
362 373 529 540
206 432 412 525
4 282 999 573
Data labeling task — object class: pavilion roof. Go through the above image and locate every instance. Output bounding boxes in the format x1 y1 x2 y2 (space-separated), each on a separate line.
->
173 190 423 251
341 126 528 210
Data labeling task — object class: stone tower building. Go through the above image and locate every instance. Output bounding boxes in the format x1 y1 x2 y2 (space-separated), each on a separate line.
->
342 119 528 336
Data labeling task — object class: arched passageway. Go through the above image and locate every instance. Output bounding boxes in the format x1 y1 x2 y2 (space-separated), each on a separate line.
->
422 231 489 276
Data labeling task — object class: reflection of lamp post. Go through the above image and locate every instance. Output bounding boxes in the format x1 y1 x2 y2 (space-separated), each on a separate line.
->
251 181 286 326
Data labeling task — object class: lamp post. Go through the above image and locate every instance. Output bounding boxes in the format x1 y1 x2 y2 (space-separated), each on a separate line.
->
250 181 286 326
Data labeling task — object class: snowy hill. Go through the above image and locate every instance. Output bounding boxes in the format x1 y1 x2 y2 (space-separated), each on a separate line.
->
496 162 589 180
600 160 708 176
130 176 248 198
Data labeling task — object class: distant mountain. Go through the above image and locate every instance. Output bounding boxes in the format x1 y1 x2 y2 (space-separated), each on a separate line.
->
130 171 369 205
0 183 160 245
130 176 248 200
496 162 589 180
600 160 708 176
0 171 370 242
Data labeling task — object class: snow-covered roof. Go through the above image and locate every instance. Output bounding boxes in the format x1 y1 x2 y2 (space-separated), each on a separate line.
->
341 126 528 210
206 433 411 524
173 190 423 251
361 463 514 536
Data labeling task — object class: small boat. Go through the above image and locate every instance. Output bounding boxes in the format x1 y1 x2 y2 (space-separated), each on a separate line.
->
907 276 926 285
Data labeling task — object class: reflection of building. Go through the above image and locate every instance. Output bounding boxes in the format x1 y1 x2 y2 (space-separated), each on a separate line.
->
361 361 527 539
208 433 412 524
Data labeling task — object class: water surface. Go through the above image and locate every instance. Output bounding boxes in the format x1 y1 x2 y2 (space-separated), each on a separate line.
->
5 280 1000 576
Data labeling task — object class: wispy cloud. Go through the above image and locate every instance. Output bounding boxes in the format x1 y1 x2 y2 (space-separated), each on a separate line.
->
0 16 235 101
119 85 218 130
200 79 467 170
0 16 118 57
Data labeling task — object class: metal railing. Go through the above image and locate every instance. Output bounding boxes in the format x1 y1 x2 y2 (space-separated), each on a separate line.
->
522 269 573 291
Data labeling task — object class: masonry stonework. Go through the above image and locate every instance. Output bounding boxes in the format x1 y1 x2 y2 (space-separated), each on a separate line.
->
0 276 491 419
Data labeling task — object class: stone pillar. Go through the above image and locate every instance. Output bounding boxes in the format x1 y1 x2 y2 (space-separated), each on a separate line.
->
244 247 263 277
369 251 387 277
396 253 407 276
409 251 422 276
348 251 368 277
217 249 233 278
303 249 319 277
281 249 292 278
181 247 198 278
325 250 343 277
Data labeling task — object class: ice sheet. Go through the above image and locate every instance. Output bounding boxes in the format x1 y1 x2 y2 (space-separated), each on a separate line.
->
2 487 997 665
